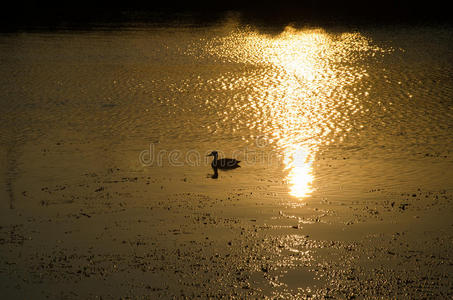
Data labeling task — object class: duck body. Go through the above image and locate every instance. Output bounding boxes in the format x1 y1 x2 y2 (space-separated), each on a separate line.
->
208 151 240 169
211 158 241 169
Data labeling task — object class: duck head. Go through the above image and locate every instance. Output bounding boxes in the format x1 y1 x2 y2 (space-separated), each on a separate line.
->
207 151 218 157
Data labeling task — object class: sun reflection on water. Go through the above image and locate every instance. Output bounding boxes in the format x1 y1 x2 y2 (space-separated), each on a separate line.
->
283 144 315 198
205 25 386 198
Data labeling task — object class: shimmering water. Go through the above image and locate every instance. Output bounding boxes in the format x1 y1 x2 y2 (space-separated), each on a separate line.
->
0 22 452 208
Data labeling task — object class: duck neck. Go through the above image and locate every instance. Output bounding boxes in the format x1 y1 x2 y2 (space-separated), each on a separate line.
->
211 167 218 179
211 154 218 167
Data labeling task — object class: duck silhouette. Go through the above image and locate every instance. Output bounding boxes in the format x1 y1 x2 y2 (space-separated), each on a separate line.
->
211 167 219 179
207 151 241 169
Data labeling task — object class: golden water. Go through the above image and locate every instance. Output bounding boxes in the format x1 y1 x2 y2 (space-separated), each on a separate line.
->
0 22 452 207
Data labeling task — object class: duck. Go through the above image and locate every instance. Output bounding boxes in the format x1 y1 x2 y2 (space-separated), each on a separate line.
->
207 151 241 169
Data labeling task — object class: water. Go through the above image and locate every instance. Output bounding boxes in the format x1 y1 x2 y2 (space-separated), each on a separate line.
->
0 20 453 298
1 22 452 206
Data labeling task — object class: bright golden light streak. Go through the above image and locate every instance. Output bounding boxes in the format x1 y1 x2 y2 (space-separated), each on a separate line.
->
206 25 386 199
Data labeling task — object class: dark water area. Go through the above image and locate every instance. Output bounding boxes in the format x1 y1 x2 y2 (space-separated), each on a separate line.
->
1 0 452 32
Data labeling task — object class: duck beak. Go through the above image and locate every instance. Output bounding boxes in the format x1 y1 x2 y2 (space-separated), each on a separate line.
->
207 153 213 157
